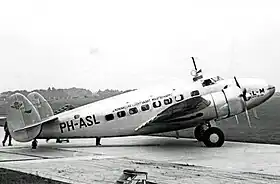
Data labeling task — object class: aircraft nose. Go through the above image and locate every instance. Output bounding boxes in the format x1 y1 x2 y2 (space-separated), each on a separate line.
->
267 84 276 96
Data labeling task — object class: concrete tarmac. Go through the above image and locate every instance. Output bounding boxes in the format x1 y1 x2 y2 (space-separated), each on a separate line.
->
0 132 280 183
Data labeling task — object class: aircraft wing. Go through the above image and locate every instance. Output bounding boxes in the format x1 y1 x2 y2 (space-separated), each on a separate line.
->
0 116 7 127
135 96 210 131
13 116 58 133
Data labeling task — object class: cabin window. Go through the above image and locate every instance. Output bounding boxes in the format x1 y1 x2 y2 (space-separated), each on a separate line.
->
175 94 184 102
129 107 138 115
117 111 126 118
164 98 172 105
105 114 114 121
153 101 161 108
74 114 80 119
141 104 150 111
191 90 200 97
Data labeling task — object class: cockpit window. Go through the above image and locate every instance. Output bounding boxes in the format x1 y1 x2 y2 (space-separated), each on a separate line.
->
202 76 224 87
202 79 215 87
211 76 224 82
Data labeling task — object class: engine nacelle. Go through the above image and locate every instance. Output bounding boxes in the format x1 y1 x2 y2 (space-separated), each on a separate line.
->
209 86 245 120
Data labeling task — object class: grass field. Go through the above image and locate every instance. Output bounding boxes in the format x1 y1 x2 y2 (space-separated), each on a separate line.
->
219 96 280 144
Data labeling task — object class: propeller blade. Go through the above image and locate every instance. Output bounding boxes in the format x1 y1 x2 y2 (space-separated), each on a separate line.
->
234 76 241 88
253 108 260 119
235 115 240 125
242 88 247 101
234 76 247 101
245 107 252 128
239 89 252 128
234 76 252 127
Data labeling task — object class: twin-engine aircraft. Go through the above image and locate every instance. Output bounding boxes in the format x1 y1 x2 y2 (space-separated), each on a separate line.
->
0 58 276 149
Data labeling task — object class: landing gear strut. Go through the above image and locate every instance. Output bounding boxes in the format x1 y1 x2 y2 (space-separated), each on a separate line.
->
194 123 209 141
96 137 101 146
32 139 38 149
194 122 225 147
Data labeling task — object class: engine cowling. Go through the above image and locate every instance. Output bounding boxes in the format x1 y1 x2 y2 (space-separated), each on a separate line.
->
209 86 245 120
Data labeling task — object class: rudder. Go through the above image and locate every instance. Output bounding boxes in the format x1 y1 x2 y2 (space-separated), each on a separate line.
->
27 92 54 119
7 93 41 142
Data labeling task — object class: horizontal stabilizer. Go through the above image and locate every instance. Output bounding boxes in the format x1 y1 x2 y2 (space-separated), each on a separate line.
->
13 116 58 133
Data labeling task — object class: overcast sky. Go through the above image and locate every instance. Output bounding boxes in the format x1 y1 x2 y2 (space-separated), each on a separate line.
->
0 0 279 92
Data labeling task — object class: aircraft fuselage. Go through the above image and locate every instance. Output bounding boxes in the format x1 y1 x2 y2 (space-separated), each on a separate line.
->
37 78 275 139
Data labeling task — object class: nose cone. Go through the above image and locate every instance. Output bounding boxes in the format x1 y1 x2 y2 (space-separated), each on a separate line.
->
267 84 276 97
241 78 276 109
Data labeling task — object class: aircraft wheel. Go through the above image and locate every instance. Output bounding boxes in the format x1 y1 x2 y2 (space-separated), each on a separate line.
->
56 139 62 143
32 139 38 149
202 127 225 147
194 125 205 141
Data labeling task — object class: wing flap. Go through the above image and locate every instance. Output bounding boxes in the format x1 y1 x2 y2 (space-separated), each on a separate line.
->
13 116 58 133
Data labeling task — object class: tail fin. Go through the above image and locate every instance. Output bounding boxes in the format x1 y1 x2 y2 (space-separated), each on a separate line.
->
7 93 41 142
27 92 54 119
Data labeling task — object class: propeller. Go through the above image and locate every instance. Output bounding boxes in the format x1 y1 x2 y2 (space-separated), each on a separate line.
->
234 76 241 89
235 115 239 125
245 108 252 128
234 76 252 128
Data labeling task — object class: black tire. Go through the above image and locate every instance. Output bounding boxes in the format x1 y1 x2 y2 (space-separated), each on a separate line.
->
56 139 62 143
32 140 37 149
194 125 205 141
202 127 225 147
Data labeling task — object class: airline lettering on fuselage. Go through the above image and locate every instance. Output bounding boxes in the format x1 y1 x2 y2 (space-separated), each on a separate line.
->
59 115 100 133
112 93 172 112
248 88 265 100
251 88 265 96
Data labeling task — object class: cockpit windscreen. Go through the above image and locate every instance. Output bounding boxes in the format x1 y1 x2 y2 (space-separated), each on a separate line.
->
202 76 224 87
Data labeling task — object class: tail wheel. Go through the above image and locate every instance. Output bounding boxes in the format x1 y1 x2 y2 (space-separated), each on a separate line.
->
194 125 205 141
202 127 225 147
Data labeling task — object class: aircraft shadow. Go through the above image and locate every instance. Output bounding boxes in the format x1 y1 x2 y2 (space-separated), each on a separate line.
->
7 138 242 155
39 138 204 150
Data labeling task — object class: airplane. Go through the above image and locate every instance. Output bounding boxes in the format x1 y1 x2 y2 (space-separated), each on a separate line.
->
0 58 276 149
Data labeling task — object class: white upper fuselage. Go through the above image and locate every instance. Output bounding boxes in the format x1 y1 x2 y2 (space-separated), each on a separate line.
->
38 77 275 139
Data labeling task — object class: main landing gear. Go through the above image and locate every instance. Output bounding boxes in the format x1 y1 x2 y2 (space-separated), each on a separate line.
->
32 139 38 149
194 122 225 147
96 137 101 146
